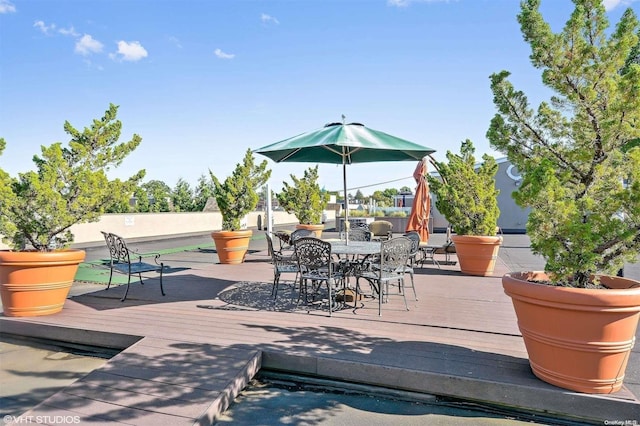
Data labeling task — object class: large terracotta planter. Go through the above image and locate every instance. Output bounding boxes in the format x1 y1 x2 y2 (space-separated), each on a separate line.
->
211 230 253 264
0 249 86 317
502 271 640 394
451 235 502 276
295 223 324 238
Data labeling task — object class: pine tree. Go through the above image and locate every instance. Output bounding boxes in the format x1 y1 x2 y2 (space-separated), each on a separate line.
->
277 165 330 225
0 104 145 250
210 149 271 231
428 140 500 236
487 0 640 287
194 174 215 212
172 178 195 212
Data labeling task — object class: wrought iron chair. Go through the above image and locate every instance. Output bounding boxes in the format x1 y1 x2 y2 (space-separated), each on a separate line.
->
265 232 300 302
347 228 372 241
402 231 420 300
350 221 371 231
340 223 372 245
419 226 457 268
278 228 314 254
101 231 165 302
355 236 412 316
294 237 344 316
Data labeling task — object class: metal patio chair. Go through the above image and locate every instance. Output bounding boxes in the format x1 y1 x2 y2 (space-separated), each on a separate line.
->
265 232 300 302
355 236 412 316
294 237 344 316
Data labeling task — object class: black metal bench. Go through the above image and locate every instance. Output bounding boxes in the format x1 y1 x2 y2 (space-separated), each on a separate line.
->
101 231 165 301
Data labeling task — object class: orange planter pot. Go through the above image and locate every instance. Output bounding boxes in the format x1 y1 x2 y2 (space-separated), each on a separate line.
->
502 271 640 394
295 223 324 238
451 235 502 276
211 230 253 264
0 249 86 317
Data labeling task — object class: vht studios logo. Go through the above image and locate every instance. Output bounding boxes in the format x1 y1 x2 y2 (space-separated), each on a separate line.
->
3 415 81 424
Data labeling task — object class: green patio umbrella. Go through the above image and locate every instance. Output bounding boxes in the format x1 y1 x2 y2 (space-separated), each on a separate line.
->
255 120 436 240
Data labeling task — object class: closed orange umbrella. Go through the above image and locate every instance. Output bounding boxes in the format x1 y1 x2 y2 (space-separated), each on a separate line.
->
405 157 430 243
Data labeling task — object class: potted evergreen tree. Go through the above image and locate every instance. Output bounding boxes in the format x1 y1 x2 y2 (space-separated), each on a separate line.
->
0 104 145 316
427 139 502 276
210 149 271 264
487 0 640 393
277 165 329 237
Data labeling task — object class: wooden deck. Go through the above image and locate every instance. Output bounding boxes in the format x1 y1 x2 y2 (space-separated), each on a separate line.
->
1 239 639 425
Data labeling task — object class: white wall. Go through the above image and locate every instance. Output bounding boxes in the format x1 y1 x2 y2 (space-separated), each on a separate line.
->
0 210 336 249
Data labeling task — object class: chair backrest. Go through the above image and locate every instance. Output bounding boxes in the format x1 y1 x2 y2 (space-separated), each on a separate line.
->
290 228 313 243
294 237 333 275
266 232 296 271
403 231 421 255
265 232 275 257
350 221 370 231
379 237 412 274
348 229 372 241
369 220 393 239
101 231 130 264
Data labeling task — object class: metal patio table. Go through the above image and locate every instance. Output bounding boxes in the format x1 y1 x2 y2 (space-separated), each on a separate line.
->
328 240 381 307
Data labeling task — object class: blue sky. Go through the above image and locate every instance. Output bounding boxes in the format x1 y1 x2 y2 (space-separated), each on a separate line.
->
1 0 638 195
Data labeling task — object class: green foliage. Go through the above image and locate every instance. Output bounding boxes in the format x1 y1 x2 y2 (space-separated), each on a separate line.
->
277 166 330 225
349 210 368 217
371 188 398 207
0 104 145 251
133 186 150 212
210 149 271 231
141 180 171 212
105 197 133 213
428 140 500 236
487 0 640 287
388 211 408 218
0 139 17 241
193 174 215 212
172 178 195 212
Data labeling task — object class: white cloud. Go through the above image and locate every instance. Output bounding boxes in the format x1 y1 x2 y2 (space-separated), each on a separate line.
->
59 26 79 37
0 0 16 13
214 48 235 59
112 40 148 62
261 13 280 25
75 34 104 55
602 0 640 10
34 20 56 35
603 0 621 10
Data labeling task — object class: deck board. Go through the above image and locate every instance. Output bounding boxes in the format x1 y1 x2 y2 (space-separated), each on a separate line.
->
2 246 638 424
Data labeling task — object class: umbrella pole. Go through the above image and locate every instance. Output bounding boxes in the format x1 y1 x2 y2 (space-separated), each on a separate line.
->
343 160 349 245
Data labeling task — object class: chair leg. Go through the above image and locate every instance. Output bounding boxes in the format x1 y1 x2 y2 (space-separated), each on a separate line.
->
327 281 332 317
408 270 418 301
297 278 307 308
401 278 409 311
106 266 114 291
272 272 280 298
121 275 132 302
159 267 165 296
